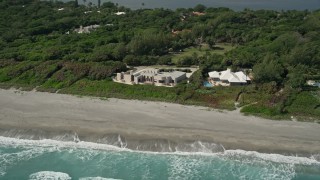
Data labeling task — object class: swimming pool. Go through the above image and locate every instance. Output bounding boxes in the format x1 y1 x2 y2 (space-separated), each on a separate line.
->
203 81 213 87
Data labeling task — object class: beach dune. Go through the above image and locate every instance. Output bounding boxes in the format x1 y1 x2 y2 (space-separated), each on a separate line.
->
0 89 319 155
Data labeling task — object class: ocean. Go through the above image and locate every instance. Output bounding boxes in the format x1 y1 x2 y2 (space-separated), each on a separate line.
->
59 0 320 11
0 136 319 180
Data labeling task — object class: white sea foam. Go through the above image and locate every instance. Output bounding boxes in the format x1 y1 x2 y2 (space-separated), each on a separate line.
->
174 141 224 153
168 155 202 179
79 177 122 180
223 149 320 165
0 145 51 177
0 136 319 167
0 136 319 180
0 136 126 152
221 150 297 180
29 171 71 180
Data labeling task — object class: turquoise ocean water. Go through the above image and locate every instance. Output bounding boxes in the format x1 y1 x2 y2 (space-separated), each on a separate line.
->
0 136 319 180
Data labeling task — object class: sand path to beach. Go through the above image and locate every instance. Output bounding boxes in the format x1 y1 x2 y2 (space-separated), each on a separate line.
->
0 89 319 154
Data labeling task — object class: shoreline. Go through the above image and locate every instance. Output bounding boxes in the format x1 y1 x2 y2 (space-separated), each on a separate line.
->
0 89 320 156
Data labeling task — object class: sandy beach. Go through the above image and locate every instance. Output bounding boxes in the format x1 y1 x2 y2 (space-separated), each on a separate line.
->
0 88 319 155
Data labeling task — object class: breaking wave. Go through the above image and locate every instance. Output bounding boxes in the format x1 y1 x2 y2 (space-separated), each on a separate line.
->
0 135 319 180
29 171 71 180
0 136 319 164
0 129 226 153
79 177 122 180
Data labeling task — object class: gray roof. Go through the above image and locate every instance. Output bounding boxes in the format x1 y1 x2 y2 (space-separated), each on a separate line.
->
163 71 186 79
171 71 186 78
132 68 186 79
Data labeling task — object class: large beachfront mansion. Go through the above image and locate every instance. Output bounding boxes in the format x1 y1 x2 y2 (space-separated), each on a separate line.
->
208 69 251 86
115 68 187 87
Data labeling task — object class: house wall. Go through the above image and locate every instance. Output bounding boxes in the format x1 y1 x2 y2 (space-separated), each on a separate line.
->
117 69 186 86
144 76 154 83
154 76 166 83
165 77 173 84
230 82 245 86
134 76 142 84
173 74 187 84
123 74 133 82
116 73 123 81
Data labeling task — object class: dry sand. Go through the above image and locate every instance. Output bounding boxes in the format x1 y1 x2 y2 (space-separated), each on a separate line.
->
0 89 319 155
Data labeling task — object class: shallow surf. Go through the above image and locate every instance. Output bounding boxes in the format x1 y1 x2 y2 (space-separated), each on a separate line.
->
0 136 319 180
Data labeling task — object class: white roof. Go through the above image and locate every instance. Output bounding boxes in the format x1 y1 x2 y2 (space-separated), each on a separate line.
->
208 71 220 78
115 12 126 15
228 74 242 83
219 69 233 81
209 69 250 83
307 80 320 87
235 71 250 82
90 25 100 28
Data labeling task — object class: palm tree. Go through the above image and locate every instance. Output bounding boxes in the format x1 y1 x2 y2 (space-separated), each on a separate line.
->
242 69 251 104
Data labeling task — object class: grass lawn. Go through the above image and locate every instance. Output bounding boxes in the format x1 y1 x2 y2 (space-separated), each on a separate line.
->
171 43 236 63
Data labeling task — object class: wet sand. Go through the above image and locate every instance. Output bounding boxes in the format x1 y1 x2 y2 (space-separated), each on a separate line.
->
0 89 319 155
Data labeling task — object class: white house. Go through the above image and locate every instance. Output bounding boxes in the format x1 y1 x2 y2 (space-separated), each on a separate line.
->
115 12 126 15
115 68 187 87
307 80 320 88
208 69 250 86
74 25 100 34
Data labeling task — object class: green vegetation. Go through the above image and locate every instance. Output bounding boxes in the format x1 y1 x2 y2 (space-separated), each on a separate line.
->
60 78 243 110
241 90 320 120
286 91 320 120
0 0 319 121
172 43 235 64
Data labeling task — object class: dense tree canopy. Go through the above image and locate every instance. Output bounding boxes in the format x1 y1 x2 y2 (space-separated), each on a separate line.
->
0 1 318 71
253 54 285 84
